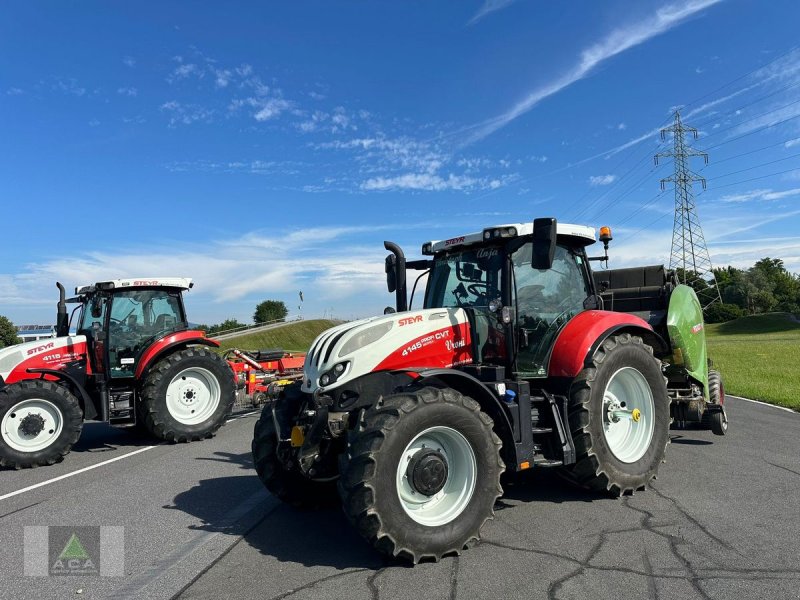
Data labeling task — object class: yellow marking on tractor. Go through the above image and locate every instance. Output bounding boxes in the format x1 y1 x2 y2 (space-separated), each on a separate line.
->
290 426 305 447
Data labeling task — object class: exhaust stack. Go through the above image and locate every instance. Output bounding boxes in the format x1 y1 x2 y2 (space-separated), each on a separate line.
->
56 282 69 337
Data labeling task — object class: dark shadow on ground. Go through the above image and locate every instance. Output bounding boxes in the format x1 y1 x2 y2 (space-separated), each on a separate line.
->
70 421 158 453
168 451 614 570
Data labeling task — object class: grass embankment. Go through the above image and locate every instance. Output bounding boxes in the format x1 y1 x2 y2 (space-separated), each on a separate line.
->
216 319 337 353
706 312 800 411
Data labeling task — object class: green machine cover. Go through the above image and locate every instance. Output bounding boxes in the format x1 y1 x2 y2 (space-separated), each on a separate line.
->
666 284 709 399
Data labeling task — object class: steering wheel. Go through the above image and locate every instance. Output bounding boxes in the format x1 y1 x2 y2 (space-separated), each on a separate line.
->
467 283 487 296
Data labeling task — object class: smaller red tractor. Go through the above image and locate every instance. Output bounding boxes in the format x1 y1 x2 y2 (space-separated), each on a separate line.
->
0 278 235 469
224 348 305 404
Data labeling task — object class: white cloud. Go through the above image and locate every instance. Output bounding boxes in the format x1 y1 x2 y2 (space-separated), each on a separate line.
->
122 56 136 68
617 122 627 130
720 187 800 203
465 0 723 142
117 86 138 96
6 87 23 95
589 174 617 186
53 78 86 97
88 119 100 127
254 98 291 121
786 138 800 148
360 172 506 192
160 101 214 126
468 0 518 25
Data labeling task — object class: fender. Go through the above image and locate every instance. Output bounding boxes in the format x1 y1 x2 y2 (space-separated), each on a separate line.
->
24 368 97 419
406 367 515 447
548 310 667 378
135 330 219 379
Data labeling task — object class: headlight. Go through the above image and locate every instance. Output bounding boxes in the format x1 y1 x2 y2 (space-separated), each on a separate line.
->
338 321 393 357
319 361 349 387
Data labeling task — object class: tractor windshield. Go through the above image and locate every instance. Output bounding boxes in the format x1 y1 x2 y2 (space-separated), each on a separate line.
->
107 289 186 378
424 246 503 309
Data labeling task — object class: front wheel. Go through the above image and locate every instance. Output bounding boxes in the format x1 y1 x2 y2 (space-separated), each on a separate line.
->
338 386 504 563
138 347 234 442
0 380 83 468
561 333 670 496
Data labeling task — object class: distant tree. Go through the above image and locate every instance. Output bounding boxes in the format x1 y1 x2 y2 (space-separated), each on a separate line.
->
206 318 246 335
254 300 288 324
704 303 744 324
0 315 21 348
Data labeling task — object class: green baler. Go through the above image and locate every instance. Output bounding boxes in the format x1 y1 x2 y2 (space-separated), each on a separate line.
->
594 265 728 435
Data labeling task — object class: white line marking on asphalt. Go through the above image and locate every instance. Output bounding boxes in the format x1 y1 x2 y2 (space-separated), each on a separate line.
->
729 395 797 414
1 411 261 503
0 446 155 502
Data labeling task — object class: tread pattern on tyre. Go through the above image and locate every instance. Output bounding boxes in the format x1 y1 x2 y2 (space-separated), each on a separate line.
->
138 347 234 443
563 333 670 497
251 405 338 509
337 386 504 563
0 380 83 469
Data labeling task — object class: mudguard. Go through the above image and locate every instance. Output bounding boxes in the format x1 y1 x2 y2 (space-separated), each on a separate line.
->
548 310 666 378
135 330 219 378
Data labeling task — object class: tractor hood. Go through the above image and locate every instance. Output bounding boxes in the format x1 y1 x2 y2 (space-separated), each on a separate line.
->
301 308 473 394
0 336 88 385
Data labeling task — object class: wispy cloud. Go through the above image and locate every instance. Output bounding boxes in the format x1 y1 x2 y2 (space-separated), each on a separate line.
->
122 56 136 68
53 77 86 97
6 87 24 96
720 187 800 203
160 101 214 126
466 0 723 142
117 86 138 97
468 0 519 25
589 174 617 186
361 173 503 192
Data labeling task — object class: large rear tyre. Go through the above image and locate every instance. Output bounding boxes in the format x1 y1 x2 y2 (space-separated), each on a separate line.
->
138 347 234 442
251 403 338 508
0 381 83 469
338 386 504 563
561 333 670 496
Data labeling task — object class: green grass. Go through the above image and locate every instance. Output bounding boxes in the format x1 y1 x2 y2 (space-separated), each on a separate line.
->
216 319 338 353
706 312 800 410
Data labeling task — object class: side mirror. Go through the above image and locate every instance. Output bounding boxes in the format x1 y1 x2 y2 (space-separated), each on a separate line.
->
383 306 396 315
90 299 103 319
532 217 557 270
385 254 397 293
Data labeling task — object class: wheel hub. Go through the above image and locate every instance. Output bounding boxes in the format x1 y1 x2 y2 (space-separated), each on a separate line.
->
406 448 449 496
19 413 46 437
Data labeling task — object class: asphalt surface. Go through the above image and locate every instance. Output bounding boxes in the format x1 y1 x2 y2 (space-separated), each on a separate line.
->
1 396 798 600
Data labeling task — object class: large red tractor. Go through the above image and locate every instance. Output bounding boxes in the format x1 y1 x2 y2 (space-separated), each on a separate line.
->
252 218 726 562
0 278 235 468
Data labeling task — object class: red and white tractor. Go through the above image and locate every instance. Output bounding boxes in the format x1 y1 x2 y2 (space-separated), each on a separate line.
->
0 278 235 468
252 218 725 562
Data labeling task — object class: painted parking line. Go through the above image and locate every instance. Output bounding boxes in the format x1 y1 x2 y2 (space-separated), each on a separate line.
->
1 411 261 503
0 446 156 502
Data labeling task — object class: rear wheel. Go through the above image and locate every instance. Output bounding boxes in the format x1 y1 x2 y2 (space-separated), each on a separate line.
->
338 386 504 563
0 380 83 468
561 333 670 496
138 347 234 442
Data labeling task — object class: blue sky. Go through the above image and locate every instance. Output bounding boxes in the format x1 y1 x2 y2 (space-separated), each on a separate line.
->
2 0 800 325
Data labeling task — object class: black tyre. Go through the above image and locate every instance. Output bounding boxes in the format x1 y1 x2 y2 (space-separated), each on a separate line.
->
338 386 504 563
561 333 670 496
0 380 83 469
251 402 338 508
138 347 234 442
707 370 728 436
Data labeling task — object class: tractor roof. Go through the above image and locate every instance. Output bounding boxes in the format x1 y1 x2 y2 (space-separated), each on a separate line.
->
76 277 193 295
425 222 596 254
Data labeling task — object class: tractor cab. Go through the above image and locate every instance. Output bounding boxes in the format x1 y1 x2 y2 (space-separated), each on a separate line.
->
70 278 192 380
412 220 600 379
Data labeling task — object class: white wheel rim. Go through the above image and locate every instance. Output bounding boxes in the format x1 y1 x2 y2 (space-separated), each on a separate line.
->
1 398 64 452
165 367 221 425
602 367 655 463
395 426 476 527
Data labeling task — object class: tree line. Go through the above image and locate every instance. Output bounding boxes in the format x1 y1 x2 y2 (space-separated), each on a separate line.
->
682 257 799 323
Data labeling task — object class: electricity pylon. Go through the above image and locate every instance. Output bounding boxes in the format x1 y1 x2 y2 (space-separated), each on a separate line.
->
655 111 722 309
